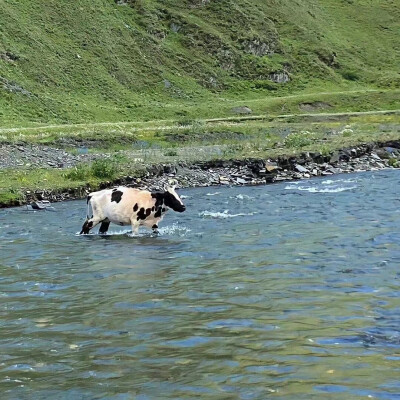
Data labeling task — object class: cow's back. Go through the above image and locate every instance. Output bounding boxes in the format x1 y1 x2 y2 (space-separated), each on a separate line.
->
92 187 153 226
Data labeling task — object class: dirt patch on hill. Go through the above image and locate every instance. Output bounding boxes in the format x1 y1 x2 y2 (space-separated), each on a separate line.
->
299 101 332 112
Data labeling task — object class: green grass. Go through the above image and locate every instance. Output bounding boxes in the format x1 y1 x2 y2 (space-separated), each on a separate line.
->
1 0 399 126
0 159 147 207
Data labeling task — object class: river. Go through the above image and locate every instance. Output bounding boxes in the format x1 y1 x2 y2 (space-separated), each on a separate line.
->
1 170 400 399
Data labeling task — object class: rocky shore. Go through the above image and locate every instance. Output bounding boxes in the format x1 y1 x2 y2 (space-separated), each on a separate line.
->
0 144 103 169
9 140 399 208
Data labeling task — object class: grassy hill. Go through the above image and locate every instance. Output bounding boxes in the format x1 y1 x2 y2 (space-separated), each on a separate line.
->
1 0 399 127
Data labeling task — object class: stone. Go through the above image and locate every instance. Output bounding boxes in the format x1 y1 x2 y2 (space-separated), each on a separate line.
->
370 152 381 161
330 152 340 164
375 148 394 159
265 162 279 172
326 167 341 174
257 169 267 176
230 106 252 115
163 164 177 174
295 164 309 173
242 38 275 56
1 77 32 96
269 71 290 83
299 102 332 112
170 23 181 33
265 175 275 183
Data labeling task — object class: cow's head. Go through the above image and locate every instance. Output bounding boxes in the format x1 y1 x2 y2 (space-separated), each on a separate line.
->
164 185 186 212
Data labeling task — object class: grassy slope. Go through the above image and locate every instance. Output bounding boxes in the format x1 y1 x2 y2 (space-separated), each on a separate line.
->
1 0 399 126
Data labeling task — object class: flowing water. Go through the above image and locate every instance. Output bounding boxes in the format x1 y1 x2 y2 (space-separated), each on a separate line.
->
1 170 400 400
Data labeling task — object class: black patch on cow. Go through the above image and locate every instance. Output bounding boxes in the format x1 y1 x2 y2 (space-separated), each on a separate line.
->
112 188 117 192
151 192 164 208
162 207 166 212
111 190 123 203
146 208 151 217
133 203 138 212
152 206 155 211
137 207 147 220
154 207 162 218
152 224 158 229
87 195 92 204
164 191 185 212
99 220 110 234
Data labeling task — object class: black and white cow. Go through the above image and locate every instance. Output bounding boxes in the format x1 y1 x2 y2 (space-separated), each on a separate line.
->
80 186 186 235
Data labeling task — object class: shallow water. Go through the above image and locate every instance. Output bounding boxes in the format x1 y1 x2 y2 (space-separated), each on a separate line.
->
1 170 400 399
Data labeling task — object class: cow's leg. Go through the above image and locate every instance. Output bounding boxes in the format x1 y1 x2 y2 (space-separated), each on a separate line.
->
98 220 110 234
80 217 102 234
130 218 140 236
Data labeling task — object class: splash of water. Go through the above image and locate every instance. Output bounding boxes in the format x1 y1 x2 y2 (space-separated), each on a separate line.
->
285 185 357 193
199 210 257 219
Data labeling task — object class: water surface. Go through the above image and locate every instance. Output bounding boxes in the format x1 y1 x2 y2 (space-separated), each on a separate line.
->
1 170 400 399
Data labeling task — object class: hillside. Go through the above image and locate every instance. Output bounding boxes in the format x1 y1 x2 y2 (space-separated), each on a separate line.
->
1 0 399 126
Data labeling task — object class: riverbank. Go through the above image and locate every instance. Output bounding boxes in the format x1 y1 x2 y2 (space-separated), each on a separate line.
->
2 139 399 208
2 110 400 208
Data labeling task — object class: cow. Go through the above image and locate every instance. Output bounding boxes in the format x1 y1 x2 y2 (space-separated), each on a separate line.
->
80 185 186 235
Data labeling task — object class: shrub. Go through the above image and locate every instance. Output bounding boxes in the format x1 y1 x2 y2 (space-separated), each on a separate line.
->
63 164 90 181
340 70 359 81
177 119 194 127
63 159 119 181
90 159 118 179
164 149 178 157
341 128 353 137
284 131 316 148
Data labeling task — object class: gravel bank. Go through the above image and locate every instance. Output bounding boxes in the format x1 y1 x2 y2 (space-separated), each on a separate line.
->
0 144 104 169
